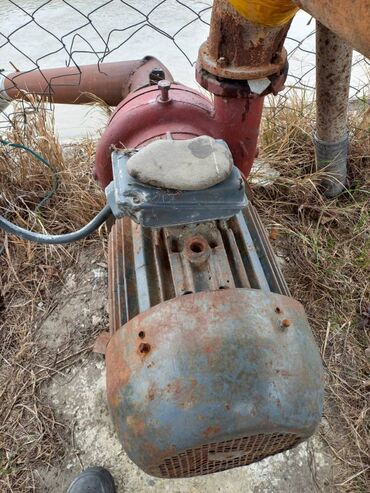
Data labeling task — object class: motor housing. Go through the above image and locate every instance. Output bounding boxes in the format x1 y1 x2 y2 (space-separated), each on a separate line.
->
105 205 324 478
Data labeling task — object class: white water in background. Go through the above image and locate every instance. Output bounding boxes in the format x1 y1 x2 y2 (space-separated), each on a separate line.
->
0 0 367 140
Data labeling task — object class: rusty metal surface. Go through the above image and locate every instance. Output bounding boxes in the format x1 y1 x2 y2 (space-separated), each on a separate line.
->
295 0 370 59
106 203 322 478
108 204 290 334
197 0 290 80
195 63 288 98
155 433 301 478
198 42 288 81
195 66 252 98
164 223 236 296
93 331 111 355
3 56 173 106
316 22 352 143
106 288 324 477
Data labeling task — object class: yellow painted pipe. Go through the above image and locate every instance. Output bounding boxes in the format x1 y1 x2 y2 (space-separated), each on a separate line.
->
228 0 298 27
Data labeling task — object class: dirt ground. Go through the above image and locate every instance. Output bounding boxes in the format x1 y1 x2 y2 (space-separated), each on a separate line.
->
32 245 335 493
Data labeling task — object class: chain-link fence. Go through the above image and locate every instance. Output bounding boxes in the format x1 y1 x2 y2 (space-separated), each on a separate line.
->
0 0 369 139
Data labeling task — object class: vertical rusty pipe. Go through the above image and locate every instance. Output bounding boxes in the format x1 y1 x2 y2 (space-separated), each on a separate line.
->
315 22 353 197
196 0 293 182
198 0 289 80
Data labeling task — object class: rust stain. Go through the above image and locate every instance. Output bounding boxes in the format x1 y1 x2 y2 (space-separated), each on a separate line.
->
147 384 156 401
163 378 199 409
126 415 145 436
106 336 131 408
165 380 182 396
276 369 294 377
138 342 151 357
104 285 323 477
203 425 221 438
202 336 222 354
93 331 111 355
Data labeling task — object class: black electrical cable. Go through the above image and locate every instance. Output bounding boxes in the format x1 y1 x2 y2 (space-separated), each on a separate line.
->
0 204 111 245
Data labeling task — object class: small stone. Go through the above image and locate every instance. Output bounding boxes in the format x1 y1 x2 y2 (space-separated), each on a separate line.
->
92 315 102 327
126 136 233 191
92 268 105 279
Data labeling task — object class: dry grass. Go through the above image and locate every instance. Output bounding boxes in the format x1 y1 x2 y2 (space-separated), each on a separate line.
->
0 93 369 492
0 99 107 491
251 93 370 492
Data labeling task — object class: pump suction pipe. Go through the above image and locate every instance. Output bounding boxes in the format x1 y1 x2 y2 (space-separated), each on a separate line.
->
0 56 173 108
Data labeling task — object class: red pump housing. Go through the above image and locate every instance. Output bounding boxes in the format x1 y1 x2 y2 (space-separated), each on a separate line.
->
94 83 264 188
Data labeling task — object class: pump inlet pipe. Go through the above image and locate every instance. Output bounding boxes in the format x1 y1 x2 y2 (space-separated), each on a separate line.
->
0 56 173 109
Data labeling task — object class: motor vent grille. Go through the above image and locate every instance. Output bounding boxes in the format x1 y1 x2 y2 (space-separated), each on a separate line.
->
152 433 301 478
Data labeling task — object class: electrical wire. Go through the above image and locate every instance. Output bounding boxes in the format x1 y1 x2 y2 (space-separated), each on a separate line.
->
0 139 112 247
0 137 62 253
0 204 111 244
0 137 60 211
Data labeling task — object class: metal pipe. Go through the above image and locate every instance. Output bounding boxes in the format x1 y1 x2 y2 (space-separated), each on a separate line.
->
0 56 173 107
315 21 352 197
212 94 265 176
294 0 370 59
198 0 290 80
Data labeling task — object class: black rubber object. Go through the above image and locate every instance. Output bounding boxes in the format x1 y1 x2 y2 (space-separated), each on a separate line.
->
0 204 111 245
66 467 116 493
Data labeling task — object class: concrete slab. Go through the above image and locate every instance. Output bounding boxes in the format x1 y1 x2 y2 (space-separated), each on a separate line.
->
35 248 334 493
